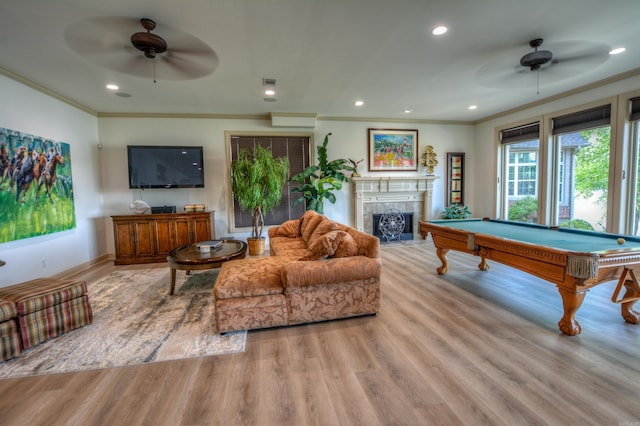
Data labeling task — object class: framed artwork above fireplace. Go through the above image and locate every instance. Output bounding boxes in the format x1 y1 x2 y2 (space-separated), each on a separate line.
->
368 128 418 171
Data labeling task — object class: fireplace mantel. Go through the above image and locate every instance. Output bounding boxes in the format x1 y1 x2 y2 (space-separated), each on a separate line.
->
352 176 439 236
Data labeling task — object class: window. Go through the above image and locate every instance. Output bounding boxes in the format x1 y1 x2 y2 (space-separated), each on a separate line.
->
228 133 311 231
499 122 540 223
508 150 537 197
551 104 611 231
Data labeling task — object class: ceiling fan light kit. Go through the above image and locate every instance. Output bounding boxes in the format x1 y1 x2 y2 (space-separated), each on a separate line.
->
130 18 167 59
520 38 553 70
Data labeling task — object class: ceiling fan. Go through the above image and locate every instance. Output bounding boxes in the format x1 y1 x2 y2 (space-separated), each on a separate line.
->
520 38 553 71
130 18 167 59
64 17 219 81
475 38 610 91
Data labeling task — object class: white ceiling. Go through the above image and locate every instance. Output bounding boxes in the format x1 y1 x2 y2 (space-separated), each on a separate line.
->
1 0 639 122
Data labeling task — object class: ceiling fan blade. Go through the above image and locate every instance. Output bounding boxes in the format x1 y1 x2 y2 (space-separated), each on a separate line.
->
543 40 609 67
476 39 611 89
64 17 139 53
63 16 218 81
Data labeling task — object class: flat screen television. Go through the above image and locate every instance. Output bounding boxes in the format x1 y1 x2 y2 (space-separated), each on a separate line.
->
127 145 205 189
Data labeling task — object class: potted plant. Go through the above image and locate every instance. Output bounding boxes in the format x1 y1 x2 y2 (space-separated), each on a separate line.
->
441 204 471 219
290 133 355 214
230 145 289 255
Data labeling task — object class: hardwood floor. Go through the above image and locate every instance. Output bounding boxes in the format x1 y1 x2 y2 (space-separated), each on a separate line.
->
0 239 638 425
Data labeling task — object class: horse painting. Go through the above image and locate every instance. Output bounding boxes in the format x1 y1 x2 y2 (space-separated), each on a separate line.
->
0 143 9 186
35 148 65 203
14 148 38 203
0 127 76 243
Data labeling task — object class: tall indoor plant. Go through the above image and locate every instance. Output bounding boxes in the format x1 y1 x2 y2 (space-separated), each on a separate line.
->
231 145 289 255
290 133 355 214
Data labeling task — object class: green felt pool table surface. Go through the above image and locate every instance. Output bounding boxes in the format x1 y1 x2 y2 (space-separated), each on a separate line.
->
427 218 640 254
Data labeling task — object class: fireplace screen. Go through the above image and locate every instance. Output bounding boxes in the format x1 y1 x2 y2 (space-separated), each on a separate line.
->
372 212 413 241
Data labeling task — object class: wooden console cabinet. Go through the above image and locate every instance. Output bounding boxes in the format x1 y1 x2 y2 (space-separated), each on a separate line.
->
112 211 214 265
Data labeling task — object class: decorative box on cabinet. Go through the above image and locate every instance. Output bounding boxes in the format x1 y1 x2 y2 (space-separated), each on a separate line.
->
112 211 214 265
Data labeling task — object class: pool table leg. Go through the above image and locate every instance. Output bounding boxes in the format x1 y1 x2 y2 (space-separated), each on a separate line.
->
435 247 449 275
478 257 489 272
621 280 640 324
557 286 587 336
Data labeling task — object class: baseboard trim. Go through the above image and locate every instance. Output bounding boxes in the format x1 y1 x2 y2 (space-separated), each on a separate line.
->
53 254 114 280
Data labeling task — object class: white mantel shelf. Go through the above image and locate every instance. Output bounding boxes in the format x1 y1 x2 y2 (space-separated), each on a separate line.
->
352 176 439 234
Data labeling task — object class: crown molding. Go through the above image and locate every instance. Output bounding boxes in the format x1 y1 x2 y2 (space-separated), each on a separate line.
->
0 65 97 116
318 116 473 125
474 67 640 124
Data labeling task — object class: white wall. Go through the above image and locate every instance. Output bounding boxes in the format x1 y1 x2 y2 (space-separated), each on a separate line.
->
98 117 475 253
0 75 102 287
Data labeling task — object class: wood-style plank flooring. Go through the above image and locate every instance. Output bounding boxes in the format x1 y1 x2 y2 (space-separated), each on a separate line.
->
0 239 638 425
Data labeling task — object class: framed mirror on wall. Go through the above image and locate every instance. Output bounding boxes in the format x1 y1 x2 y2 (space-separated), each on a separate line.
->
446 152 465 206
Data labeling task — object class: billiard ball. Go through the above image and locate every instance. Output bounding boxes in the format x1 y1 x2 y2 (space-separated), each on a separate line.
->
617 238 625 245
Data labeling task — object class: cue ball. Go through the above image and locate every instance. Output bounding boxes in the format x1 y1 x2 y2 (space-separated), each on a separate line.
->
617 238 625 244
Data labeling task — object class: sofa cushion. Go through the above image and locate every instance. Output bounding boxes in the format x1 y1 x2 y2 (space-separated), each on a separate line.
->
304 230 351 260
271 219 301 238
331 231 359 258
0 300 17 323
0 278 88 315
308 218 339 245
214 257 291 299
300 210 326 244
270 238 311 259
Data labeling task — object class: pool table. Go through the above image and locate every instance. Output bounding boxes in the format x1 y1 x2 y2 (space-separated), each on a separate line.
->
419 218 640 335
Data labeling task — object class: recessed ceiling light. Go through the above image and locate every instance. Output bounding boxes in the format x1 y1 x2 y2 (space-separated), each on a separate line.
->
609 47 626 55
264 88 276 96
432 26 448 36
403 109 412 114
354 100 364 107
468 105 478 110
106 84 119 90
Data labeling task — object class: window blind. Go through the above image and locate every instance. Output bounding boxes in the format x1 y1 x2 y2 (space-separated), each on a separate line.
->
552 104 611 135
230 135 310 228
500 122 540 144
630 96 640 121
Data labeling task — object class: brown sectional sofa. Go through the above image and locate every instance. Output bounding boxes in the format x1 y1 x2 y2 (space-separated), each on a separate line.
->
213 210 382 333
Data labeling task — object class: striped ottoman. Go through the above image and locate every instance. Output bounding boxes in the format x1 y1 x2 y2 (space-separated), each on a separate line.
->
0 278 93 350
0 300 21 361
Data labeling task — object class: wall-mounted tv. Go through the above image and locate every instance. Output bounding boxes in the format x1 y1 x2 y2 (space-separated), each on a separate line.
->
127 145 205 189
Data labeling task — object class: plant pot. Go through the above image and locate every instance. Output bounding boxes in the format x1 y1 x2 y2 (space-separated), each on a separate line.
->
247 237 265 256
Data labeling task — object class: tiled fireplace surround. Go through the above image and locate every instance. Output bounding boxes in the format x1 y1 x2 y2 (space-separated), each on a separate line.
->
352 176 439 240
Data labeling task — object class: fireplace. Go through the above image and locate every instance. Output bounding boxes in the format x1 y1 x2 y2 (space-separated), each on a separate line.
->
372 212 414 241
352 176 438 239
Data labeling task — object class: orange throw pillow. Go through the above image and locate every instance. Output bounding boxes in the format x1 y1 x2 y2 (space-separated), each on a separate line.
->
303 230 358 260
331 232 359 258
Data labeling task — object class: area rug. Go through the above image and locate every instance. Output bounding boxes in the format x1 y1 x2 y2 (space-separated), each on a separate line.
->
0 268 246 380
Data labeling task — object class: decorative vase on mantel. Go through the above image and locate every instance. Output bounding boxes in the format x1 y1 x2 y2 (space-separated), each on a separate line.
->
420 145 438 175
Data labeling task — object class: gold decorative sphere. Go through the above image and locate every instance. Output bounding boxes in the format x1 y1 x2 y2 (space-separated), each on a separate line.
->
420 145 438 174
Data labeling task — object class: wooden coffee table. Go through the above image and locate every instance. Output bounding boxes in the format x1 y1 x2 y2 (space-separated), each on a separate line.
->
166 239 247 295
